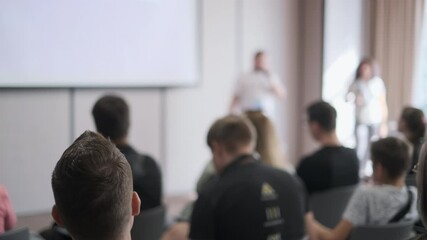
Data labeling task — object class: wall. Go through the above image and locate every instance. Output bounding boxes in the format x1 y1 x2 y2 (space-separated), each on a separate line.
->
322 0 364 147
0 0 301 214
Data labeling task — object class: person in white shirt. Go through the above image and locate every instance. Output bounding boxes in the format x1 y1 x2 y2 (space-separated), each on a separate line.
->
230 51 285 120
347 57 389 173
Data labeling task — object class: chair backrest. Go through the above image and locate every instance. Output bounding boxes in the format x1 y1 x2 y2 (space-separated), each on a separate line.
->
309 185 357 228
349 221 415 240
131 205 166 240
0 228 29 240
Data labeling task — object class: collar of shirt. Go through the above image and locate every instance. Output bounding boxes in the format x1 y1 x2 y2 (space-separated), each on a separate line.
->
220 154 258 177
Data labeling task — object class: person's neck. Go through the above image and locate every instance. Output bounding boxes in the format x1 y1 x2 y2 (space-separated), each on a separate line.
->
378 176 405 188
220 148 253 172
318 132 340 147
113 137 128 146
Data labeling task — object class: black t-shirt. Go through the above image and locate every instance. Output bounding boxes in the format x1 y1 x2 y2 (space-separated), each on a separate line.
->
189 155 306 240
117 144 162 211
296 146 359 195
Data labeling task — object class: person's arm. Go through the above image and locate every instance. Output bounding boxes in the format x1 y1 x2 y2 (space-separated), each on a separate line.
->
1 187 17 231
312 218 353 240
269 74 286 99
188 194 215 240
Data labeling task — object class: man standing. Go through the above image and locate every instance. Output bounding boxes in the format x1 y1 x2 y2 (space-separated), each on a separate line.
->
297 101 359 194
230 51 285 121
190 115 306 240
92 95 162 211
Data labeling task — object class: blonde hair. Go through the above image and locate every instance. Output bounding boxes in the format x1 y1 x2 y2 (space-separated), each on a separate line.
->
245 111 285 169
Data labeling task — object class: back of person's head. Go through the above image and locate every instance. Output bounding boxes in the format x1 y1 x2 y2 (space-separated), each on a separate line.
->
417 143 427 226
399 107 426 144
92 95 130 142
207 115 256 155
51 131 138 240
307 101 337 136
371 137 410 181
245 110 283 168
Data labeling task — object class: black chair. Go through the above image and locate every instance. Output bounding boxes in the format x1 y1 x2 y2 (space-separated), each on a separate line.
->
131 205 166 240
349 221 415 240
309 185 357 228
0 228 29 240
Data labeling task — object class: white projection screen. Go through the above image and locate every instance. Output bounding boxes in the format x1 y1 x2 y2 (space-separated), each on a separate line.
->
0 0 199 87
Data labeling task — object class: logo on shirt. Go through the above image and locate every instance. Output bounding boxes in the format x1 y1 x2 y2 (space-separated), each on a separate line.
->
261 182 278 201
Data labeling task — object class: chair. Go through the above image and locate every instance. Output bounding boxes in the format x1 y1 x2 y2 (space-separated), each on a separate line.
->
349 221 415 240
131 205 166 240
309 185 357 228
0 227 29 240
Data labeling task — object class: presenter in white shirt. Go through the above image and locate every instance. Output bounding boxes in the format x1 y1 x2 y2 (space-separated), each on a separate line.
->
347 57 389 173
230 51 285 122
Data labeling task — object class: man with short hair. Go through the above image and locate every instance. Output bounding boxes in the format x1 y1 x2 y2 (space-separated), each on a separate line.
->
230 51 285 122
310 137 419 240
189 115 306 240
92 95 162 211
51 131 141 240
297 101 359 194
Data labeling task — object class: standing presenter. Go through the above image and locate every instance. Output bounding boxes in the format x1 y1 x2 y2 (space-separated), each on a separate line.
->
230 51 286 121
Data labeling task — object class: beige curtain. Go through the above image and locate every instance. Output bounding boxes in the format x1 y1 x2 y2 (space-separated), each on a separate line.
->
368 0 425 120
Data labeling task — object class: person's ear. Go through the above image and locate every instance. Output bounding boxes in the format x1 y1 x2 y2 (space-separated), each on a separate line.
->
132 192 141 216
51 205 64 226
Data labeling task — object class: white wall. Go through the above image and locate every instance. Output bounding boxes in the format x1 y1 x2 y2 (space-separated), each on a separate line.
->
322 0 364 147
0 0 300 214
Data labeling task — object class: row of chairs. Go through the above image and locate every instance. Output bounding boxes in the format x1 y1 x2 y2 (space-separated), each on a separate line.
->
0 186 415 240
310 185 415 240
0 205 166 240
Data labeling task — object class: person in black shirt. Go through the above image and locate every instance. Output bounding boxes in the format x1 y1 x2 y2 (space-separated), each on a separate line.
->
297 101 359 194
92 95 162 211
190 115 306 240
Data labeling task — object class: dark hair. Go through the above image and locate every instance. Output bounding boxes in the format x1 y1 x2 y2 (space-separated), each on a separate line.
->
371 137 410 180
355 57 380 80
207 115 256 154
52 131 133 240
400 107 426 144
254 50 265 59
307 101 337 132
92 95 130 141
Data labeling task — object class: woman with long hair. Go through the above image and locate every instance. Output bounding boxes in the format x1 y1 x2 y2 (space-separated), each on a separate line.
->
245 110 294 172
347 57 389 174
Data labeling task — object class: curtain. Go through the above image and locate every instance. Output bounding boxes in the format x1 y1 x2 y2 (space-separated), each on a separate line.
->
368 0 425 120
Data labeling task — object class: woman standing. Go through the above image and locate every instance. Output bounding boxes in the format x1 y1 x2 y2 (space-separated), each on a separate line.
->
347 58 389 173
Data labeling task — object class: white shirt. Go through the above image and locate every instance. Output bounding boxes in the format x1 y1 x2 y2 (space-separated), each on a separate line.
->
343 185 418 226
348 76 386 125
234 70 282 118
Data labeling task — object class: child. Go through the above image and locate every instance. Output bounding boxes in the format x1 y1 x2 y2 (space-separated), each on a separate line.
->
309 137 418 240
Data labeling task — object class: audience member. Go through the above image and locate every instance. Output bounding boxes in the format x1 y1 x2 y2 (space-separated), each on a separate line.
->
162 112 295 240
347 57 388 172
415 143 427 239
245 110 294 173
297 101 359 194
309 137 418 240
189 115 306 240
0 185 17 234
398 106 426 174
92 95 162 211
51 131 141 240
